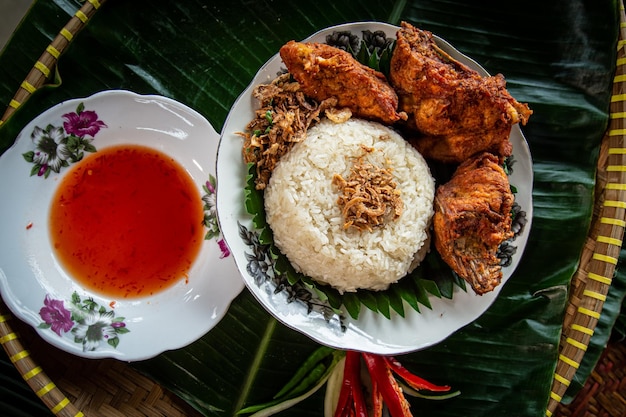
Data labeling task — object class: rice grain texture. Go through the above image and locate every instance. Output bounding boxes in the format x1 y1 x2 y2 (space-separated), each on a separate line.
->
264 118 435 292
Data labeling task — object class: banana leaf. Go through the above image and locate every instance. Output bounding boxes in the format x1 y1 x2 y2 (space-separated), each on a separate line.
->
0 0 624 416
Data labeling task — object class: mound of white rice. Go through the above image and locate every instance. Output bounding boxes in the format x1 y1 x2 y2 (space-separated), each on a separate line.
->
264 118 435 292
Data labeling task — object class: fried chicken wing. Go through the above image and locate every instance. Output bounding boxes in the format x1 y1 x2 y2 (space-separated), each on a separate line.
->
279 40 407 125
389 22 532 163
433 152 514 294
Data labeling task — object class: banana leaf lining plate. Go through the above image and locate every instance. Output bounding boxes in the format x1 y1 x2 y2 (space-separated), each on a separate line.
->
0 90 244 361
216 22 533 354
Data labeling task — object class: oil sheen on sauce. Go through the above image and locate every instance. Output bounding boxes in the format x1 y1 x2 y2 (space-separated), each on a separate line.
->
49 144 204 298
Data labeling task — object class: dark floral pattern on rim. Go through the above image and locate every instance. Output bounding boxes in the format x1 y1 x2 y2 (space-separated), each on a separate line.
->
203 174 231 258
38 292 129 352
22 102 106 178
237 221 346 331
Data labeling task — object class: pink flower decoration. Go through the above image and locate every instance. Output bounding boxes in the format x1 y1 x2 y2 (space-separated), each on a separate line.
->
37 164 48 176
205 180 216 194
218 238 231 258
62 110 107 137
39 294 74 336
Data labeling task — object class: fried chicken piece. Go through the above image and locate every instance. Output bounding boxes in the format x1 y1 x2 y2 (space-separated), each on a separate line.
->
389 22 532 163
279 40 407 125
433 152 514 295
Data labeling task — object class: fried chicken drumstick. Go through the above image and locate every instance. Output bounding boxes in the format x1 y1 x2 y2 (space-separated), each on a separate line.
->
280 40 407 125
390 22 532 163
433 152 514 295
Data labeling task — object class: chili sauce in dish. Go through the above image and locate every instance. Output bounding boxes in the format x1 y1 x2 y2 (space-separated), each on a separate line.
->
49 144 204 298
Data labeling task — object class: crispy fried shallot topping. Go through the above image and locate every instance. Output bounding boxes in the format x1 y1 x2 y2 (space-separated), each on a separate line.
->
239 73 338 190
333 146 403 232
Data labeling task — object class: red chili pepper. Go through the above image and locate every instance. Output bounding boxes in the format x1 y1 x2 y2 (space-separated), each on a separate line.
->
362 353 412 417
384 356 451 392
346 351 368 417
333 360 353 417
370 373 384 417
334 351 368 417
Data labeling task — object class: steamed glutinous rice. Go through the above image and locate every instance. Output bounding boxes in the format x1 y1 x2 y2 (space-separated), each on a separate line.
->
264 118 435 293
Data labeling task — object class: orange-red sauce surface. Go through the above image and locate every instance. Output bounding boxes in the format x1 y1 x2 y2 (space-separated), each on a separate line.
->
49 144 204 298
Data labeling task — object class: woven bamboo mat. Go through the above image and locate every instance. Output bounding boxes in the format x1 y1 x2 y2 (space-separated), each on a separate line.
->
0 1 625 416
547 3 626 417
0 308 202 417
554 339 626 417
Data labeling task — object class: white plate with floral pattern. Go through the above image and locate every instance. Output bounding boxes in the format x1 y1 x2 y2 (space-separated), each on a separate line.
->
216 22 533 354
0 90 244 361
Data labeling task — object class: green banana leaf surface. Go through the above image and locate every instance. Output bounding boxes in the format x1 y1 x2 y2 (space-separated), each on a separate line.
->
0 0 625 416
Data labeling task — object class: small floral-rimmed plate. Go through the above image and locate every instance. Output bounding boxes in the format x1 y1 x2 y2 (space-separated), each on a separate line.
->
0 90 244 361
216 22 533 354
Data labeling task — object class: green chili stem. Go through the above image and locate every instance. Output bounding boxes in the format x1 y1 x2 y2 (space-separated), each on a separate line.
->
244 369 334 417
280 362 327 399
273 346 335 399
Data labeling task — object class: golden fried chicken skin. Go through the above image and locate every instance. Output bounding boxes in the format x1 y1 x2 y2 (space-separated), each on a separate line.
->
389 22 532 163
279 40 407 125
433 152 514 294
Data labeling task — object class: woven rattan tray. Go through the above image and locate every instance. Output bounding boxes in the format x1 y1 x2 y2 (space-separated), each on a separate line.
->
1 1 625 416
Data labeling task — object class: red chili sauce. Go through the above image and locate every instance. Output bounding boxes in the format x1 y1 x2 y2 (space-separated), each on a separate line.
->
49 144 204 298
